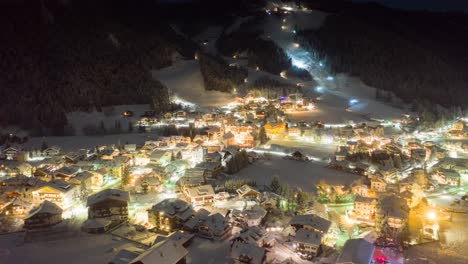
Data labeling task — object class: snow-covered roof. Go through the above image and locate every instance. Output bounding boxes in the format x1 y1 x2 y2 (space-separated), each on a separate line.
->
87 189 129 207
232 205 267 221
236 184 260 197
233 226 266 244
82 218 112 229
183 167 206 178
335 238 375 264
39 179 76 194
150 150 171 160
55 166 79 176
289 214 331 233
130 239 188 264
150 198 193 220
153 230 194 247
195 161 220 171
231 241 265 264
72 171 94 182
2 197 31 210
293 228 322 245
25 200 62 219
178 175 205 187
184 184 214 198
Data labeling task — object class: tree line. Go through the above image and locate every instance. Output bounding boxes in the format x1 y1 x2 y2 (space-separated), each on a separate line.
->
198 53 248 93
216 18 312 81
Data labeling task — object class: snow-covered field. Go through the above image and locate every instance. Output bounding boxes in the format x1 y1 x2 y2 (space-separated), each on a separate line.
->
67 104 151 136
0 232 142 264
265 139 336 158
23 133 157 151
152 60 235 108
233 157 360 193
186 237 232 264
405 213 468 264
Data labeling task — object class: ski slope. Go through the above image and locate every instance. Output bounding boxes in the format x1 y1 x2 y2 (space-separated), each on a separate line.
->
152 60 235 108
260 8 406 124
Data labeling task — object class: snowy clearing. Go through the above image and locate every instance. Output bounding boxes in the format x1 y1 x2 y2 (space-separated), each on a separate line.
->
23 133 158 151
152 60 235 108
0 232 142 264
67 104 151 136
233 157 360 193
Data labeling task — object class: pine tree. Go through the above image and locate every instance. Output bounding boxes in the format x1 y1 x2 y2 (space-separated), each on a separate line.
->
114 120 121 133
259 127 268 144
80 181 89 203
99 120 106 134
270 176 281 193
40 138 48 151
121 167 130 187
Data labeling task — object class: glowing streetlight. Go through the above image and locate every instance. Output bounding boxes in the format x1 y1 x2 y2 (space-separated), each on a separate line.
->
426 211 436 220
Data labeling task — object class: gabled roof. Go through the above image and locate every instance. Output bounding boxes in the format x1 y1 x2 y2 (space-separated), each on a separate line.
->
55 166 79 176
183 167 206 178
149 150 171 160
195 161 221 170
25 200 62 219
38 179 76 194
293 228 322 245
289 214 331 233
178 175 205 187
231 241 265 264
185 184 214 198
150 198 193 220
236 185 260 197
336 238 375 264
87 189 129 207
72 171 94 182
130 239 188 264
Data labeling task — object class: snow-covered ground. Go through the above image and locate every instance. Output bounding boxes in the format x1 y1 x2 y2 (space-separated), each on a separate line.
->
23 133 158 151
265 139 337 158
67 104 151 136
0 232 143 264
405 213 468 264
233 157 360 193
152 60 235 108
186 237 232 264
224 16 254 35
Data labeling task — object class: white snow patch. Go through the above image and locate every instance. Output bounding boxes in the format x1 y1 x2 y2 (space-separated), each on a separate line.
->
0 232 143 264
224 16 254 35
233 157 360 193
152 60 235 108
23 133 157 151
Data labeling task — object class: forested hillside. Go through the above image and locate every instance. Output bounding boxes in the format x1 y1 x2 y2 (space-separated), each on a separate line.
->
198 53 248 93
217 18 312 81
0 0 195 135
297 3 468 109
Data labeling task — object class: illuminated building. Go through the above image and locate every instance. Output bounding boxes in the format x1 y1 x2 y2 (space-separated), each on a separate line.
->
24 200 62 229
87 189 129 223
148 198 194 234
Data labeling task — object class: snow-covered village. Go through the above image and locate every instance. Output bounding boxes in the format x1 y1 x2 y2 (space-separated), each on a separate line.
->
1 1 468 264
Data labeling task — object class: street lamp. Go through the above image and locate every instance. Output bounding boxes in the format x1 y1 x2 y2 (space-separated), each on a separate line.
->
426 211 436 220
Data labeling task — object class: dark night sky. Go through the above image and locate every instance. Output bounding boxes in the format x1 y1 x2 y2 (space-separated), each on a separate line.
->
352 0 468 12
